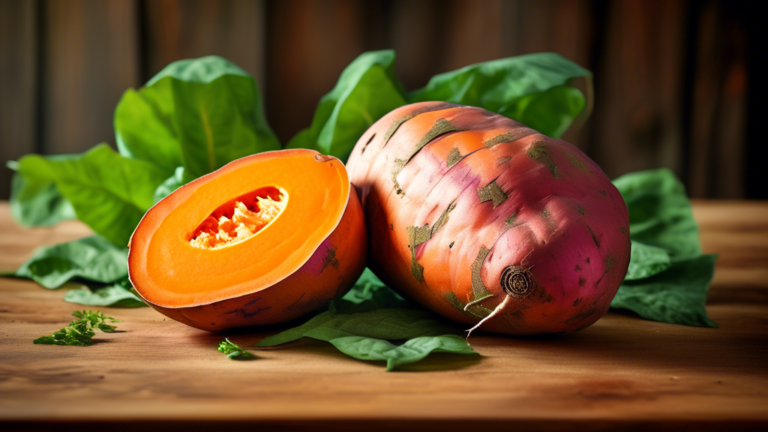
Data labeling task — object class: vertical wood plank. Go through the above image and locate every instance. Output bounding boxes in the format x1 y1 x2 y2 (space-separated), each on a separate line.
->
265 0 367 143
143 0 267 86
442 0 510 70
688 1 748 198
589 0 686 180
389 0 444 91
43 0 140 154
509 0 595 152
0 0 38 199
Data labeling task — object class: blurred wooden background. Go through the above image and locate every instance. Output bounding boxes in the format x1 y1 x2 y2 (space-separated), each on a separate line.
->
0 0 763 200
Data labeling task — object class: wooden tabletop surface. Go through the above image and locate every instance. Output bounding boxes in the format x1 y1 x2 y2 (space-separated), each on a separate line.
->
1 200 767 431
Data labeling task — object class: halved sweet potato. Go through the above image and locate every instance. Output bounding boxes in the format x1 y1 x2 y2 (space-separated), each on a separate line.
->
128 149 366 331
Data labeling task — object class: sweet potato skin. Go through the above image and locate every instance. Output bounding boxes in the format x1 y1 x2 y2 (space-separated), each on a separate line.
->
347 102 630 335
144 186 366 331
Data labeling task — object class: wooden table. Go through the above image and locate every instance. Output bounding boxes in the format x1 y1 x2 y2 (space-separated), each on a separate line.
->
1 201 767 430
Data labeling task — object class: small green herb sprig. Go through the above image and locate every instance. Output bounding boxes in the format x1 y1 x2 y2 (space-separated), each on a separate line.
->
218 338 255 360
33 310 121 346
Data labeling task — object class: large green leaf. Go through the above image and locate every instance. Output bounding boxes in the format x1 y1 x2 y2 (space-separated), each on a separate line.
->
15 236 128 289
13 144 167 246
148 56 280 181
613 169 702 261
115 56 280 182
625 241 672 281
287 50 408 162
408 52 592 138
256 268 476 371
153 166 186 204
64 283 146 308
7 170 75 227
611 255 718 328
337 268 409 310
612 169 717 327
114 79 181 176
329 335 477 372
258 307 459 347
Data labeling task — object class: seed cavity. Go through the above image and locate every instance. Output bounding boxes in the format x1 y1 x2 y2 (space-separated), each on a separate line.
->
190 186 287 249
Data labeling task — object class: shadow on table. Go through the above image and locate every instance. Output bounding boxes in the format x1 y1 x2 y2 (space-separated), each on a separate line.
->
467 310 768 373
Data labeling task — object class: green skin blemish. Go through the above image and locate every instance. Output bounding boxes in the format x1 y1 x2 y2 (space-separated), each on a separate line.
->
465 247 494 309
484 129 534 148
541 209 556 229
446 148 462 168
392 118 463 195
565 152 592 173
503 213 518 231
360 133 376 154
445 292 492 319
587 225 600 248
405 202 456 282
576 205 586 215
382 103 457 147
320 246 340 273
527 142 559 178
477 180 508 208
406 224 431 281
496 156 512 167
431 202 456 236
595 256 615 287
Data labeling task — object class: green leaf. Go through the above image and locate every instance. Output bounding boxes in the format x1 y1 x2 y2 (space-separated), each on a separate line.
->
286 50 407 162
218 338 255 360
339 268 409 310
114 79 182 176
408 52 592 138
72 309 121 331
34 310 120 346
153 166 186 204
612 169 717 327
499 85 586 140
8 169 75 227
256 268 476 371
258 307 458 347
611 255 718 328
34 324 94 346
14 236 128 289
148 56 280 181
64 283 146 308
625 241 672 281
613 169 702 261
256 310 337 347
13 145 167 246
329 335 477 371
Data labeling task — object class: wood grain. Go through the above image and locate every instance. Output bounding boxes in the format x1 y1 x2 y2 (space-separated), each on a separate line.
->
1 201 767 431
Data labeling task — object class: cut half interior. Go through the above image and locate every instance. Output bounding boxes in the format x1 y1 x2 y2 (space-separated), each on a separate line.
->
128 150 351 308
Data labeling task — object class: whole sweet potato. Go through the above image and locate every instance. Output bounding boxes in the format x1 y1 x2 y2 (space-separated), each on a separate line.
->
346 102 630 335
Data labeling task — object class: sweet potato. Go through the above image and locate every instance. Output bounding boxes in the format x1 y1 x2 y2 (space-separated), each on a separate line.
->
346 102 630 335
129 149 366 331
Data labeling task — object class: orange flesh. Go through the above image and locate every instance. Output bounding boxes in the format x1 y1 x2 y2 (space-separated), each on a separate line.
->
128 151 350 308
189 187 287 249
